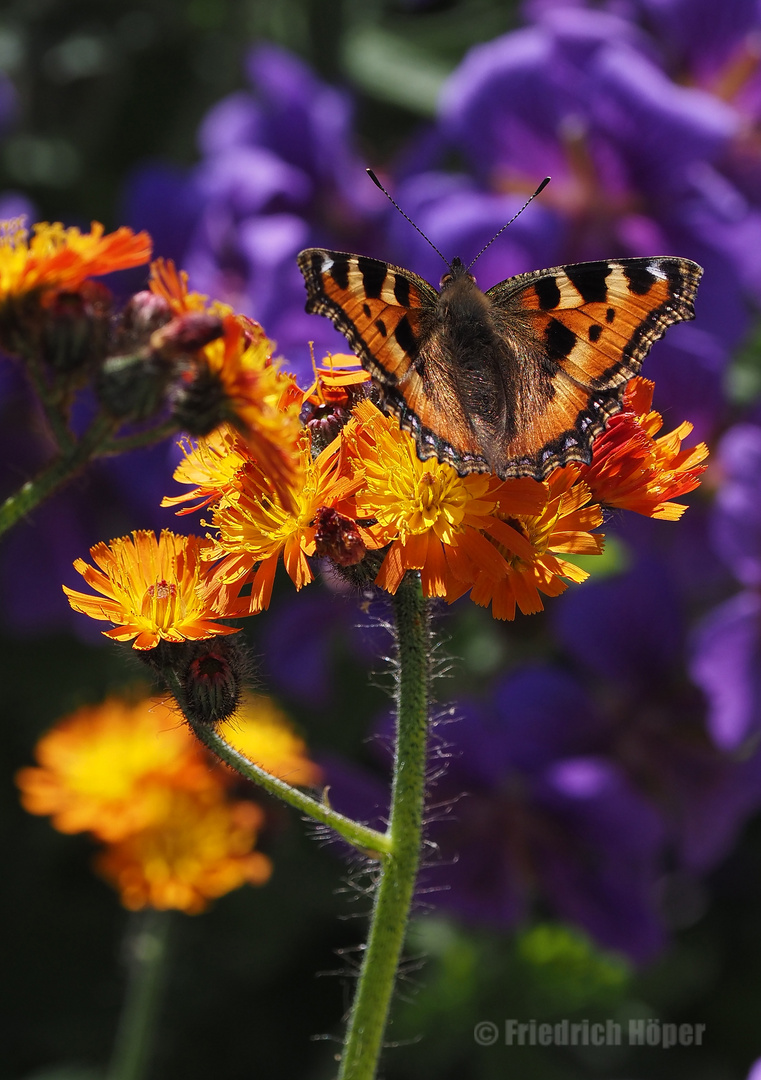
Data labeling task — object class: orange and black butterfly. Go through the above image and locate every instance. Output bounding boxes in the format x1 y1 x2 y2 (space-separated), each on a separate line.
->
297 224 702 481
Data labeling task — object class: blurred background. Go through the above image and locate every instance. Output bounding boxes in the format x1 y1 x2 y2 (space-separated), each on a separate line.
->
3 0 761 1077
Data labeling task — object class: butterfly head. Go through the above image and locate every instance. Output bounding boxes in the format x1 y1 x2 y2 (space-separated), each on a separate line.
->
440 257 476 291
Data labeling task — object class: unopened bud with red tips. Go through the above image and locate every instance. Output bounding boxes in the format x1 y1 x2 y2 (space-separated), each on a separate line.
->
313 506 367 567
150 312 224 357
301 401 351 454
120 290 173 341
139 637 251 727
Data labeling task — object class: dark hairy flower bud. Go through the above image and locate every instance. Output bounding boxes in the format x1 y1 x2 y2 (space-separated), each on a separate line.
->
138 637 252 726
96 349 169 421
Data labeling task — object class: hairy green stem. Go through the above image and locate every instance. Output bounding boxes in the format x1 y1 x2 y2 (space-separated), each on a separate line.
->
106 909 172 1080
337 574 430 1080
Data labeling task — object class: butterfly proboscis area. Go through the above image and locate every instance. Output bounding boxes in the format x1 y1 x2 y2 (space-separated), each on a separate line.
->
297 229 702 481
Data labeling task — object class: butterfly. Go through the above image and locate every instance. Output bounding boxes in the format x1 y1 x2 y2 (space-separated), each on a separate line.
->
297 247 703 480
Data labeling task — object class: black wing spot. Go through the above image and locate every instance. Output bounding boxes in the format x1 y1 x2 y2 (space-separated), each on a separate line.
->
545 318 576 362
329 255 350 291
362 303 371 319
375 318 387 338
394 274 411 307
534 276 561 310
394 315 417 357
564 261 610 304
624 262 657 296
358 256 387 300
588 324 602 343
606 307 615 323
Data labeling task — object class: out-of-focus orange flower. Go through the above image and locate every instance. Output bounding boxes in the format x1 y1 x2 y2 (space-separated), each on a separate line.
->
17 690 321 913
62 530 239 650
15 695 211 841
0 219 151 303
217 694 323 788
95 789 271 914
580 376 709 519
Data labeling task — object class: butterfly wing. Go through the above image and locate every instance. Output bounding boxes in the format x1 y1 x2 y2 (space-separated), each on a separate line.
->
483 256 703 477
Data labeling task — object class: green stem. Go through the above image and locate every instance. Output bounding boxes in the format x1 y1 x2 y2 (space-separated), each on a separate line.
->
337 574 430 1080
0 414 114 537
106 909 172 1080
187 714 390 857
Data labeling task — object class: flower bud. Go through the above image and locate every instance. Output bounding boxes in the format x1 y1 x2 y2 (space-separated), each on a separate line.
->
139 637 251 726
313 506 367 567
301 401 351 454
168 360 229 436
150 312 224 357
96 349 168 420
120 290 173 341
40 280 112 375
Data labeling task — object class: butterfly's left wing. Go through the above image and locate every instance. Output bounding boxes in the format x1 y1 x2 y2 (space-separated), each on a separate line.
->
485 256 703 477
297 248 438 386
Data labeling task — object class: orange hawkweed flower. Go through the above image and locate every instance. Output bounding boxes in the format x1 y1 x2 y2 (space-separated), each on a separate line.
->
0 219 151 301
17 690 321 913
150 259 303 507
161 425 253 516
62 530 238 650
206 432 366 613
94 789 271 914
15 695 212 841
580 377 709 519
344 400 546 598
465 468 605 620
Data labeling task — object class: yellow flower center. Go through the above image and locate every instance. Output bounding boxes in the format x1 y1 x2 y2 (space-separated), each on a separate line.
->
142 579 179 628
369 452 469 542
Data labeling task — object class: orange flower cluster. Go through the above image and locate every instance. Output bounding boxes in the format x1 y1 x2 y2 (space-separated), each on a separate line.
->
63 311 708 638
148 259 304 504
0 219 151 303
16 692 321 913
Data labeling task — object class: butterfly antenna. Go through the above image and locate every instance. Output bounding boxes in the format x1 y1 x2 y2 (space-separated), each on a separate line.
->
366 168 451 271
466 176 551 271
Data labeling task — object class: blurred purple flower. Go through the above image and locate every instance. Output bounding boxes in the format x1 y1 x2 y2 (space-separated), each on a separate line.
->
126 44 381 380
690 422 761 751
690 590 761 751
554 558 761 869
710 423 761 586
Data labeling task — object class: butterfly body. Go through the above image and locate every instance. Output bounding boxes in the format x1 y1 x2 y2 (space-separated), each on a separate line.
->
297 247 703 480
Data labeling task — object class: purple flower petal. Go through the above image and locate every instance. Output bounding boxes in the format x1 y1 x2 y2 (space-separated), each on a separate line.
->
690 590 761 750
